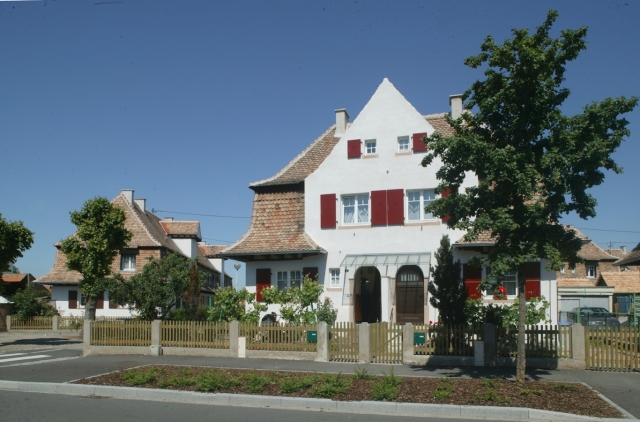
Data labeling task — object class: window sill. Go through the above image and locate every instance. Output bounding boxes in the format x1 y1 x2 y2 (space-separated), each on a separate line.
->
395 151 412 156
405 220 440 226
338 224 371 230
326 287 342 291
363 154 378 159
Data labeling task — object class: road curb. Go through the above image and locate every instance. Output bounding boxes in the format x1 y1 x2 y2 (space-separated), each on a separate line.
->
0 380 632 421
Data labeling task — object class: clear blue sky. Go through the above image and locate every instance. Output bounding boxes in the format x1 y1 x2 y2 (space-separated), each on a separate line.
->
2 0 639 286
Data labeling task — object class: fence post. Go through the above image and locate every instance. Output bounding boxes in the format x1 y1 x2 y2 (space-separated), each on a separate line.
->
82 320 92 356
358 322 370 364
483 323 496 366
402 323 414 363
230 321 239 357
52 315 59 330
570 324 586 369
315 321 330 362
150 320 163 356
6 315 10 331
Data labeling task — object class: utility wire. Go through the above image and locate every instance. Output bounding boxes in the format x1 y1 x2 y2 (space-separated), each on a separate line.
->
152 209 250 219
575 227 640 234
202 237 233 244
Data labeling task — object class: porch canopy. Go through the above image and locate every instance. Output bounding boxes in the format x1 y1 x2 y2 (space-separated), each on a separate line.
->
339 252 431 306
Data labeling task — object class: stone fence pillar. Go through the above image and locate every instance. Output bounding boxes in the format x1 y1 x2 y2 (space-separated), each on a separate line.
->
315 322 329 362
52 315 59 331
358 322 370 364
230 321 239 357
570 324 586 369
402 323 414 363
6 315 10 331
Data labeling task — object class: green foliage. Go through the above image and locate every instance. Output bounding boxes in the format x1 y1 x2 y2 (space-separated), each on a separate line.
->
315 297 338 325
353 366 377 380
370 367 402 401
261 276 329 325
157 376 196 388
206 287 267 323
0 214 34 295
310 373 350 398
183 259 206 321
472 389 511 404
433 382 454 399
168 306 209 321
60 197 132 320
242 372 270 393
550 382 578 390
195 372 226 392
10 286 57 318
278 374 319 394
480 377 495 388
109 253 190 320
465 296 550 328
428 235 467 325
520 388 544 396
121 367 160 386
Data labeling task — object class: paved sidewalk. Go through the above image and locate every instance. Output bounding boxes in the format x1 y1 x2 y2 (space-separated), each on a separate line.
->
0 330 82 352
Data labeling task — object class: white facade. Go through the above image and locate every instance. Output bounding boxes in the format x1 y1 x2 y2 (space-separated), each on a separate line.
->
51 286 134 318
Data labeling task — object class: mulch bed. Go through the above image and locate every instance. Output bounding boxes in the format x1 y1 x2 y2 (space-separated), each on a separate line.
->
73 365 624 419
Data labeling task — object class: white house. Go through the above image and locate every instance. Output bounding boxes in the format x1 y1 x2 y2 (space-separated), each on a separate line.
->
219 79 557 324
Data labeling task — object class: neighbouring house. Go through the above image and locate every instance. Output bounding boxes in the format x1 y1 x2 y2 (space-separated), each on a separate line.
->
1 273 37 297
217 78 556 324
453 234 558 324
596 272 640 324
613 242 640 269
36 190 229 317
198 244 233 289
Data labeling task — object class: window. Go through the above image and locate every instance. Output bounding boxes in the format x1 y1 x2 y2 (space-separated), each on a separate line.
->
571 265 576 274
407 189 436 221
620 265 627 272
342 194 369 224
484 268 517 296
121 255 136 271
397 136 409 152
560 265 566 274
277 270 302 290
365 139 377 155
586 264 596 278
330 269 341 287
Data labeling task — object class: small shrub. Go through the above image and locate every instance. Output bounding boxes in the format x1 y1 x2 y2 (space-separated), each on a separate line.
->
520 388 544 396
121 367 160 386
550 382 578 391
472 389 511 403
311 373 349 398
380 367 402 388
158 376 196 389
243 373 270 393
370 381 398 401
433 382 454 399
439 377 451 383
480 377 495 388
353 366 377 381
195 372 226 392
279 378 303 394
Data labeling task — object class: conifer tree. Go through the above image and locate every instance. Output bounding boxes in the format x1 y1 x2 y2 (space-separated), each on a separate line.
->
428 235 467 325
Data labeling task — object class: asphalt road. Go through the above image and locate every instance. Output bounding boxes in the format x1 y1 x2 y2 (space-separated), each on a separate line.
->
0 390 489 422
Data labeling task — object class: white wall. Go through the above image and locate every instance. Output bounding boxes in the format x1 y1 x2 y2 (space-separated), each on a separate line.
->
173 238 198 259
50 286 134 318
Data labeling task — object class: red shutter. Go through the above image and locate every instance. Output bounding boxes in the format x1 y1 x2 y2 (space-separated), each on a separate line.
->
524 262 541 300
303 267 319 282
387 189 404 225
320 194 336 229
370 190 387 226
412 132 427 152
109 291 118 309
347 139 361 158
441 188 451 223
96 292 104 309
68 290 78 309
256 269 271 302
463 263 482 299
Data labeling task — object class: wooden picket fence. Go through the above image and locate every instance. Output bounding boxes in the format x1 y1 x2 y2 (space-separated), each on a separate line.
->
240 322 316 352
414 324 482 356
10 316 53 330
370 322 402 363
586 326 639 371
496 324 569 358
161 321 229 349
330 322 359 362
90 320 151 346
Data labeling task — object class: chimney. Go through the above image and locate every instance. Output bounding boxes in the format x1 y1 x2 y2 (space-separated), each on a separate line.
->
134 198 146 212
335 108 349 136
449 94 463 120
122 189 134 204
164 217 174 221
621 245 627 254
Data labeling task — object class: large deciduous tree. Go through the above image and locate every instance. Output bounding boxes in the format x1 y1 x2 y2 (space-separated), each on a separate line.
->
428 235 467 325
109 253 191 321
0 213 34 294
422 11 637 381
60 197 132 321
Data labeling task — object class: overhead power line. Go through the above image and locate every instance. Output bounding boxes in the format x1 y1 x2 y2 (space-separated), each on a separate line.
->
575 227 640 234
152 209 250 219
202 237 233 244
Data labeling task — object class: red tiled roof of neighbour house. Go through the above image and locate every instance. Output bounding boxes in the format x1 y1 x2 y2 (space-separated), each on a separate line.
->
1 273 32 283
250 126 339 187
614 243 640 267
38 249 83 284
578 242 618 261
597 272 640 293
455 231 497 245
198 245 227 257
222 191 324 255
557 278 598 288
606 248 626 259
160 221 201 239
424 113 456 137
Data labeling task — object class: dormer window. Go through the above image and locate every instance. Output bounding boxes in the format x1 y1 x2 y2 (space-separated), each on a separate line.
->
586 264 596 278
365 139 377 155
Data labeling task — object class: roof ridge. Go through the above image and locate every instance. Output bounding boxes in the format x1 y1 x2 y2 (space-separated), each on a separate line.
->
114 193 162 247
249 124 336 187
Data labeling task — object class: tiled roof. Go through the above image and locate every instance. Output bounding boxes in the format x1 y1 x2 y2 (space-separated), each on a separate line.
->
160 221 201 239
578 242 618 261
424 113 456 137
597 272 640 293
198 244 227 257
221 191 324 255
614 243 640 267
606 248 626 259
565 226 588 240
38 249 83 284
194 245 217 273
1 273 33 283
250 126 339 188
557 278 597 288
455 231 496 244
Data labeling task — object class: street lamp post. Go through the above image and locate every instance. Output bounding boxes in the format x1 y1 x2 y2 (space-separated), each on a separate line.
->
233 262 241 291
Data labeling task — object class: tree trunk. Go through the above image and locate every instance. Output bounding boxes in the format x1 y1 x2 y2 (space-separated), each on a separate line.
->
84 296 97 321
516 266 527 382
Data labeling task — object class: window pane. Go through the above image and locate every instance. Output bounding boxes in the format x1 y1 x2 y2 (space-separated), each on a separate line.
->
277 271 288 290
366 140 376 154
343 197 355 223
330 269 340 286
423 190 435 219
357 195 369 223
290 271 301 289
398 137 409 151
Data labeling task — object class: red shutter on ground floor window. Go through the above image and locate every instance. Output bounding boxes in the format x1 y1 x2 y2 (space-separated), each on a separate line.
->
320 194 336 229
386 189 404 225
256 269 271 302
463 263 482 299
412 132 427 152
302 267 319 282
370 190 387 226
524 262 541 300
441 188 452 223
96 291 104 309
347 139 362 158
68 290 78 309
